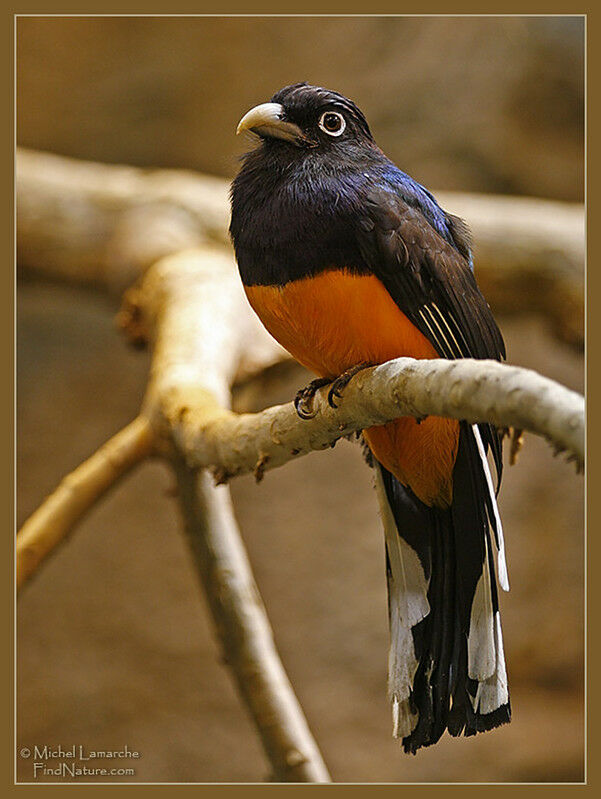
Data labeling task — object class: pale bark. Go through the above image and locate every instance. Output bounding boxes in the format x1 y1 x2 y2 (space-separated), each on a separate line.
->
17 148 229 293
436 191 584 348
134 250 583 484
17 416 154 590
17 148 584 347
17 248 329 783
173 460 331 782
165 355 585 483
16 150 584 783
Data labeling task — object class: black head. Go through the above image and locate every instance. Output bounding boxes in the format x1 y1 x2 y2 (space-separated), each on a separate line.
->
231 84 385 286
236 82 374 150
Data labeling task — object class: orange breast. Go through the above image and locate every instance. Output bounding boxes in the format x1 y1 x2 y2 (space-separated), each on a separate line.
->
245 270 458 507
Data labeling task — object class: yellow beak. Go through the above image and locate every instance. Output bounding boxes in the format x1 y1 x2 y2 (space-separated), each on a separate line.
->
236 102 305 144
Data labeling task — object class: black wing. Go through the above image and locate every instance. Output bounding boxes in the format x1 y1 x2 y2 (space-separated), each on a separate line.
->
355 187 505 486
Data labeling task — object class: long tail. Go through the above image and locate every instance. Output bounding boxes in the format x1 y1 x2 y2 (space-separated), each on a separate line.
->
374 422 511 753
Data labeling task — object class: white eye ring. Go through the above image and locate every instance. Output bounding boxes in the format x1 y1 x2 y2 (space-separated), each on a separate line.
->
318 111 346 137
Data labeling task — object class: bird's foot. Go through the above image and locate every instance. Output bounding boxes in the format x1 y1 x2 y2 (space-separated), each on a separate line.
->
327 362 373 408
294 377 332 420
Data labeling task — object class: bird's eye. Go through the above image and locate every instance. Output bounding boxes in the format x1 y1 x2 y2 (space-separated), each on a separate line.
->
318 111 346 137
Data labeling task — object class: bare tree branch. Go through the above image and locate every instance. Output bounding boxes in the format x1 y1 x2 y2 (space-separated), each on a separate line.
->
135 251 583 485
173 459 331 782
17 148 228 293
17 147 583 347
17 416 154 590
17 248 330 782
16 150 584 783
164 356 585 484
437 191 584 348
18 247 584 595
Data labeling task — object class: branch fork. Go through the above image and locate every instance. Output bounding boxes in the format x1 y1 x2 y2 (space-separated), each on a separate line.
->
16 150 585 782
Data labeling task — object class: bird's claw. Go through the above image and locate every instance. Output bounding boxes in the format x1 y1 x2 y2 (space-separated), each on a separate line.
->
294 364 372 418
327 382 345 409
327 362 372 408
294 377 331 420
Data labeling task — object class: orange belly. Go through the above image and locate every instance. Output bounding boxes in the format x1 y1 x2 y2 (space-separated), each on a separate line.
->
245 270 458 507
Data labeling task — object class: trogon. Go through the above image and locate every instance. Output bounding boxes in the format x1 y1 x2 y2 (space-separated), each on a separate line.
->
229 83 511 753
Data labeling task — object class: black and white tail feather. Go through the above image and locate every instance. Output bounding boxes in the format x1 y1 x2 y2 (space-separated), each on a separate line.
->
374 422 510 753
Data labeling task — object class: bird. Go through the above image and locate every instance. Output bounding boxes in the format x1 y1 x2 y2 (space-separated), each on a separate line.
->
229 82 510 754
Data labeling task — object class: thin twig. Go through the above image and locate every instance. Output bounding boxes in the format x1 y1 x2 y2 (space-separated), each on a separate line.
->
16 416 154 590
172 459 331 783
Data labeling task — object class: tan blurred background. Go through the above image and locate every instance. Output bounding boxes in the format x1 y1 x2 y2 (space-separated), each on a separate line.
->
17 16 584 783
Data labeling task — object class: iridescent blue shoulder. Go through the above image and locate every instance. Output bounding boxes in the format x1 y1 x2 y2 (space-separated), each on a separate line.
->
378 162 473 268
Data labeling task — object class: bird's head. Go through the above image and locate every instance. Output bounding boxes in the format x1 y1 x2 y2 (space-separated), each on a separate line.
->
236 82 375 152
